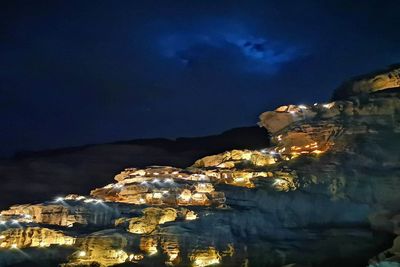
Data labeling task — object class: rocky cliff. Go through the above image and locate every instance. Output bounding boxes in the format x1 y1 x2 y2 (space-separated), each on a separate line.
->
0 66 400 267
332 64 400 100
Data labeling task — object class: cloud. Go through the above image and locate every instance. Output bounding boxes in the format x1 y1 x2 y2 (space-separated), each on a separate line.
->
157 20 304 74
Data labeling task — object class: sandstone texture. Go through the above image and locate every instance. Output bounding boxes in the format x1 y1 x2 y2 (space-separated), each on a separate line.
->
333 64 400 99
0 65 400 267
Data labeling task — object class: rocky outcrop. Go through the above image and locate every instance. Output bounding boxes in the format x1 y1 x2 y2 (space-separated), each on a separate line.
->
333 64 400 100
0 201 122 227
192 149 276 168
0 65 399 266
62 231 131 267
0 227 75 249
116 207 178 234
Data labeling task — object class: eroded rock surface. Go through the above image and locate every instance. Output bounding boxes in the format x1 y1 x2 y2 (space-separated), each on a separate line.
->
333 65 400 99
0 65 400 267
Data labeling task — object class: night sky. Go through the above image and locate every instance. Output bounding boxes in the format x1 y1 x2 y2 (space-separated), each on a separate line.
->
1 0 400 157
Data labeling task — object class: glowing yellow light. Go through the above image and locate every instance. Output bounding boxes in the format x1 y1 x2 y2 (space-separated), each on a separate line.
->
185 211 198 220
312 149 324 154
129 254 144 261
195 183 214 193
194 258 220 267
233 177 245 183
148 246 158 256
152 192 162 199
168 251 179 262
192 193 206 201
322 102 335 109
298 105 307 109
78 251 86 257
179 190 192 202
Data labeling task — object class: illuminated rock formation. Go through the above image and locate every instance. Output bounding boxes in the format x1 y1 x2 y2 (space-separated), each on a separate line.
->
189 247 221 267
119 207 178 234
193 149 276 168
0 65 400 267
0 200 122 227
62 231 130 267
0 227 74 249
333 64 400 100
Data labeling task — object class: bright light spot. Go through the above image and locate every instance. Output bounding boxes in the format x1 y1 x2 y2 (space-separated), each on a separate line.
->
185 211 198 221
0 220 5 225
233 177 248 185
129 253 144 261
152 179 160 184
322 102 335 109
193 258 220 267
55 197 64 202
114 184 123 189
165 178 174 183
94 199 104 204
10 244 18 249
148 247 158 256
0 235 5 239
298 105 307 109
199 174 207 181
289 110 296 114
11 219 19 225
78 251 86 257
153 192 162 199
312 149 324 155
273 179 283 186
179 191 191 202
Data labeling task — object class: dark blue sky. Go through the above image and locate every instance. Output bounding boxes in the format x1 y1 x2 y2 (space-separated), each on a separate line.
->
1 0 400 156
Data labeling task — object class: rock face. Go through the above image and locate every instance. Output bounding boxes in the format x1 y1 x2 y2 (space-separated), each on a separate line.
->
333 64 400 100
0 227 75 249
0 65 400 267
1 201 123 227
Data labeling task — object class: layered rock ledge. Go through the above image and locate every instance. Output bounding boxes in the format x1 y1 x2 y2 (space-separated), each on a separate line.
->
0 65 400 267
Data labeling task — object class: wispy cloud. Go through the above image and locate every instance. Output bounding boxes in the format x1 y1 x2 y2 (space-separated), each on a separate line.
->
158 20 305 74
